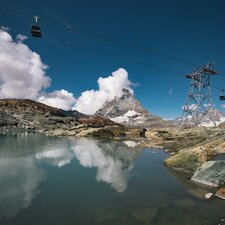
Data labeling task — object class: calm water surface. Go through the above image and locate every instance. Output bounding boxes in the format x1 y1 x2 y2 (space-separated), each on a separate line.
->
0 134 224 225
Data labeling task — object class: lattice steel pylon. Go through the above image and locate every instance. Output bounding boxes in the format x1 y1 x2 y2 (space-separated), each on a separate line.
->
179 63 218 127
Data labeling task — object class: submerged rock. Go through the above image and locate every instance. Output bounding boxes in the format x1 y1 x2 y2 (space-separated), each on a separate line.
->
94 212 118 224
164 146 207 172
191 160 225 187
132 208 158 224
167 168 214 198
173 197 197 209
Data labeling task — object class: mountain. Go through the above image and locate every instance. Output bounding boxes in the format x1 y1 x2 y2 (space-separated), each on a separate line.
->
173 108 225 127
0 99 148 138
0 99 65 117
96 89 168 128
0 99 116 130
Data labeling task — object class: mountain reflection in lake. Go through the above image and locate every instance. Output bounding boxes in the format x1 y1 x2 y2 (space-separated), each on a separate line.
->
0 134 225 225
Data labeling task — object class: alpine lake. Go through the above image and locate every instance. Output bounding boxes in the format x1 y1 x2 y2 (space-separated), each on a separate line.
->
0 133 224 225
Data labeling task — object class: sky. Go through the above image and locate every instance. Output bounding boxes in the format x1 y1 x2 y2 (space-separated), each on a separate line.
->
0 0 225 118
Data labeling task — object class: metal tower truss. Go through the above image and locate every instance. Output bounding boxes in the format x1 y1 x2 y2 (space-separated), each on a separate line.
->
180 63 218 127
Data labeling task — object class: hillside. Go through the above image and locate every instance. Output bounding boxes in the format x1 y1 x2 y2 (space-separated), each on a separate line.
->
0 99 146 138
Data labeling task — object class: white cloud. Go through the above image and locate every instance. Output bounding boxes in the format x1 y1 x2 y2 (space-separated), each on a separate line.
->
221 104 225 109
182 104 197 111
0 29 76 110
38 89 76 111
0 29 50 99
16 34 28 42
0 29 135 112
1 26 10 31
168 88 173 95
203 103 213 108
73 68 133 115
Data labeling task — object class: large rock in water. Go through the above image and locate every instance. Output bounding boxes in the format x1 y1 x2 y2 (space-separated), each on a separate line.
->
164 146 207 172
96 89 168 128
191 160 225 187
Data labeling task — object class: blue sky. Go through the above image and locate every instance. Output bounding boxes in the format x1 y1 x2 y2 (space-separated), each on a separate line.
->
1 0 225 118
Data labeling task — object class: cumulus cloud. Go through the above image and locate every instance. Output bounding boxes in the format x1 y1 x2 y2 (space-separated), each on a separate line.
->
221 104 225 109
0 29 135 112
38 89 76 111
0 29 76 110
0 29 50 99
73 68 133 114
1 26 10 31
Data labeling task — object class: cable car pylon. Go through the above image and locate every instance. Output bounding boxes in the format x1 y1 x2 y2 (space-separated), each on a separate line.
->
179 63 218 127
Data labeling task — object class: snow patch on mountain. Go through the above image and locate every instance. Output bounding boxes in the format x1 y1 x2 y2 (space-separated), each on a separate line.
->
109 110 141 123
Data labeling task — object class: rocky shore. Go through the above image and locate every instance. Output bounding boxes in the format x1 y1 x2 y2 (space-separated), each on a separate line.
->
143 127 225 201
0 99 225 201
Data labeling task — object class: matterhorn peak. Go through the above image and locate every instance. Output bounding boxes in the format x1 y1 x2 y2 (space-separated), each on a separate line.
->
96 89 167 128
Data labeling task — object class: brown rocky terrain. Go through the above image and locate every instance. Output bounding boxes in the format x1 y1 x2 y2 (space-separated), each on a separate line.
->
0 99 65 116
0 99 146 138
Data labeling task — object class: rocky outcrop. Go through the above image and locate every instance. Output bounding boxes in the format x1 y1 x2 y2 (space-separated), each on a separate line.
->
164 146 208 172
191 160 225 187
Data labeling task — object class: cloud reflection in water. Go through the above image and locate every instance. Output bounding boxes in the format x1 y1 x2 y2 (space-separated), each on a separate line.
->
71 139 135 193
0 157 45 220
0 136 141 221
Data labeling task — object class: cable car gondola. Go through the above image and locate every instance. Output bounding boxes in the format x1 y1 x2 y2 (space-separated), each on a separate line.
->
31 16 42 38
220 89 225 100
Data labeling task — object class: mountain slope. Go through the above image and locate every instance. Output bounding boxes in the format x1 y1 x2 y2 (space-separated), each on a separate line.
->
0 99 117 130
96 89 167 128
173 108 225 127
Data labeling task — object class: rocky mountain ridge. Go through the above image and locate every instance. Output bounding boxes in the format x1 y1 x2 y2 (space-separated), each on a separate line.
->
96 89 168 128
0 99 146 138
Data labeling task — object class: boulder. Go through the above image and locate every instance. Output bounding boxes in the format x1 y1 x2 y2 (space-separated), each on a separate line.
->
164 146 207 172
191 160 225 187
